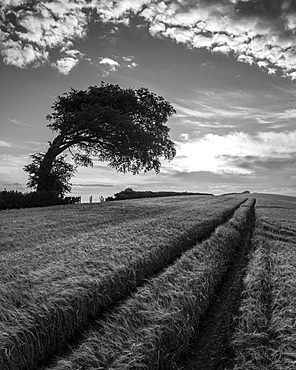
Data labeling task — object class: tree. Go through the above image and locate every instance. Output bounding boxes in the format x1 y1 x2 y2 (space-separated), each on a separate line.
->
23 153 76 196
26 82 176 192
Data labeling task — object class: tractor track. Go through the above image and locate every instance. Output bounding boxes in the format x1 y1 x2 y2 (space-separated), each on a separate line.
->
180 199 256 370
38 200 248 370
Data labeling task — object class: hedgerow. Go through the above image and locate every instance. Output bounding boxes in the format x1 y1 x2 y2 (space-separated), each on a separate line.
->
0 189 67 210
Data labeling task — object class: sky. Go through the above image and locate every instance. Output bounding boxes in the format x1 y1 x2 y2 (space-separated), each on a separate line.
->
1 0 296 201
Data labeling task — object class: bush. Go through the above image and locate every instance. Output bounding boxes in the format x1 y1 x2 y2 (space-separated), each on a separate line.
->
0 189 67 210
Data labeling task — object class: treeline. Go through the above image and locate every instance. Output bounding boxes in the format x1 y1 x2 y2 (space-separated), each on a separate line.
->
1 187 213 210
106 188 213 201
0 189 80 210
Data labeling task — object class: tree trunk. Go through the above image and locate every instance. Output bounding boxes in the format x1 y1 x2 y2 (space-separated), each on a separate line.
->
36 135 67 192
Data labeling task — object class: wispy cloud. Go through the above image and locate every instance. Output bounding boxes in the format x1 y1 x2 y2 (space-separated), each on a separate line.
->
0 140 12 147
174 102 248 120
7 117 31 126
72 183 115 188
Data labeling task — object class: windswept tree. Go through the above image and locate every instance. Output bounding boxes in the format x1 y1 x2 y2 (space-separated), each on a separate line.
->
25 82 176 193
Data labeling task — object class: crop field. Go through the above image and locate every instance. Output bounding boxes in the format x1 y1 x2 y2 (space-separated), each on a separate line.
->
44 198 255 370
2 193 296 370
0 195 246 370
231 197 296 370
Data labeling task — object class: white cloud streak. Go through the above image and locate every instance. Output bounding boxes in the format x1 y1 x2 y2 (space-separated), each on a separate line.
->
7 118 31 126
0 140 12 147
174 130 296 174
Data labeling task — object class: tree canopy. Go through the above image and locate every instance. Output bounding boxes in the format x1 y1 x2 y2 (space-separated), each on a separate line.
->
23 153 76 197
25 82 176 193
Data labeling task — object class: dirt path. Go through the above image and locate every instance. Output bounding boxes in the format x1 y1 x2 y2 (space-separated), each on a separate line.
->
180 202 256 370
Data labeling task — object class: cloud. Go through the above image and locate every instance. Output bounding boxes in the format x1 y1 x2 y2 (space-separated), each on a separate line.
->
7 117 31 126
52 56 80 75
139 0 296 79
97 55 137 75
122 56 133 62
95 0 150 24
72 183 115 187
127 61 138 68
179 133 190 141
99 56 121 76
52 47 84 74
0 140 12 147
2 0 296 79
221 154 296 172
99 57 120 68
1 0 23 6
174 130 296 175
0 0 87 71
1 40 48 68
174 86 296 134
170 168 296 196
285 71 296 80
174 100 254 120
237 54 254 65
122 55 138 68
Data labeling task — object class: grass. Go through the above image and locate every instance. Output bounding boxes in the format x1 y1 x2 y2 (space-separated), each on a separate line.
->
0 195 245 370
44 198 255 370
231 197 296 370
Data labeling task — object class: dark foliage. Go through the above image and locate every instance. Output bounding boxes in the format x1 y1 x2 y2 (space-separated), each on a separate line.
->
28 82 176 193
107 188 214 201
23 153 76 197
0 189 68 210
64 196 81 204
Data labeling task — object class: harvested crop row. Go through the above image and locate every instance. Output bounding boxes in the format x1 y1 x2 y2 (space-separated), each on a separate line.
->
45 198 255 370
0 196 245 370
231 198 296 370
